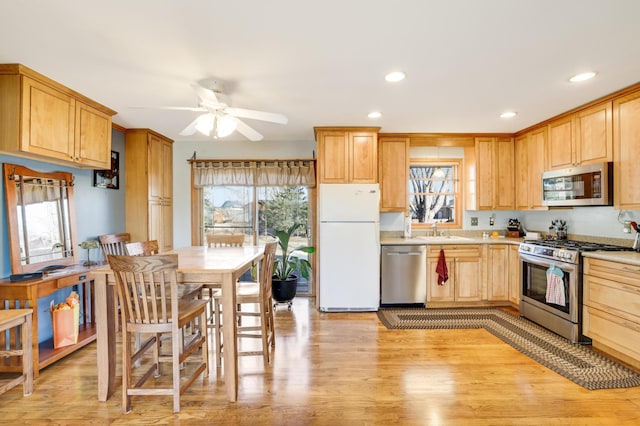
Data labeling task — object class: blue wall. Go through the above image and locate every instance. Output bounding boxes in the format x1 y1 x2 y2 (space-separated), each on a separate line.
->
1 128 126 340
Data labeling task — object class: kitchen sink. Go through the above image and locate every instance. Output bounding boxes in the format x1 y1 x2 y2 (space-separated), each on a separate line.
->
411 235 473 242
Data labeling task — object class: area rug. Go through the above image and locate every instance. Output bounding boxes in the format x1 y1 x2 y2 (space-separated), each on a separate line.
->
377 307 640 390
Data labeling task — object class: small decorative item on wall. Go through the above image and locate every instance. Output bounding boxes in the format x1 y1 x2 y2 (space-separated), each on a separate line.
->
93 151 120 189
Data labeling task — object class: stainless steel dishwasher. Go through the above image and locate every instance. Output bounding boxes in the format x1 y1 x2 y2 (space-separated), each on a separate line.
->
381 245 427 307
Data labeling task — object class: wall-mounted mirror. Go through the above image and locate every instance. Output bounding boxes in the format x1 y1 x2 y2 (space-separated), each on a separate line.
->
3 163 78 274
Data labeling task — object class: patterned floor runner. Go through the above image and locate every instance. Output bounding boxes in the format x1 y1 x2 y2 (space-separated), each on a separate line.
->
378 307 640 390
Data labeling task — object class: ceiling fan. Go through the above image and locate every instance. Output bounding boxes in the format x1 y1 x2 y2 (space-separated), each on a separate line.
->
134 82 288 141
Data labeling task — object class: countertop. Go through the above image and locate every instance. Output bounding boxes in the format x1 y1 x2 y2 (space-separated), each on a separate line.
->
582 250 640 266
381 236 524 246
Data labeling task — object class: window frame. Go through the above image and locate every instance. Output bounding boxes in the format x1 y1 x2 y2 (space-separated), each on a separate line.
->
408 157 463 229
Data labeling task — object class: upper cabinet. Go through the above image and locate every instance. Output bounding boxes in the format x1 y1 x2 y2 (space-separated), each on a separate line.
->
547 101 612 170
378 136 409 212
125 129 174 252
514 127 548 210
0 64 116 169
315 127 379 184
475 136 515 210
613 89 640 210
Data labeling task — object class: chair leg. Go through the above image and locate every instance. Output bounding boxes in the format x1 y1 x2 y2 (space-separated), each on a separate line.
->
121 329 132 414
172 327 181 413
214 297 223 368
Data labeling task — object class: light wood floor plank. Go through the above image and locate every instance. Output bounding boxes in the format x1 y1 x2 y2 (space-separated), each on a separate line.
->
0 297 638 425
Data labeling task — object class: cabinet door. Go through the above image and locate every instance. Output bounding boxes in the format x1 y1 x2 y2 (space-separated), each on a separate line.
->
378 137 409 212
161 202 173 252
495 137 515 210
161 139 173 200
475 137 494 210
614 90 640 209
508 244 521 305
487 245 509 301
455 257 482 301
21 76 75 161
349 132 377 183
149 200 164 250
75 101 111 168
427 257 455 302
576 101 612 165
528 127 548 210
547 116 574 170
514 134 529 210
317 131 348 183
148 134 164 201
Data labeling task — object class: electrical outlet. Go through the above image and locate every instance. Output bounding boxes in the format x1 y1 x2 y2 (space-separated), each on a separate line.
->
489 215 495 226
471 217 478 226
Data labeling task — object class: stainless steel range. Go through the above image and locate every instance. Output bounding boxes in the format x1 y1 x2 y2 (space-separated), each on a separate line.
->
519 239 632 344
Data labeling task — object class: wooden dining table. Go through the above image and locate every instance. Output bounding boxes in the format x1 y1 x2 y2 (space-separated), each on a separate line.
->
92 245 265 403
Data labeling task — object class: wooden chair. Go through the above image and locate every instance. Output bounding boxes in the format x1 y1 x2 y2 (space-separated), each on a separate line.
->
108 254 209 414
99 233 131 257
203 233 246 328
211 241 277 367
206 233 245 248
99 233 131 331
126 239 202 299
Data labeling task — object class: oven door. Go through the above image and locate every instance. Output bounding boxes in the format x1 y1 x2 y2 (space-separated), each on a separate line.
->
519 252 578 322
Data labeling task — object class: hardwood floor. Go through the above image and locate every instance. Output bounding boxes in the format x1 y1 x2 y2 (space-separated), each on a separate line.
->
1 297 639 425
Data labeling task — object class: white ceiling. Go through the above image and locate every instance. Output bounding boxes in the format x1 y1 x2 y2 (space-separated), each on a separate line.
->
2 0 640 144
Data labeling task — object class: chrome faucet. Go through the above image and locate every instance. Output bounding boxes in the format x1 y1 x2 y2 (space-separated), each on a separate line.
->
432 222 438 237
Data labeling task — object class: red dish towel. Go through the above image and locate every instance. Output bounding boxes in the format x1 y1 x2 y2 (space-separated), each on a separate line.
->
436 248 449 285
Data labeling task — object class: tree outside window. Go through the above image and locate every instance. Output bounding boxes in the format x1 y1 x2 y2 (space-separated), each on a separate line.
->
409 159 461 227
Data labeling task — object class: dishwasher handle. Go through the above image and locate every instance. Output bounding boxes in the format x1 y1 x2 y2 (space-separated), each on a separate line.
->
385 251 423 256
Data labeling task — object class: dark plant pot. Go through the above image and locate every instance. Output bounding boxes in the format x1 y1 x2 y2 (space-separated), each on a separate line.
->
272 275 298 303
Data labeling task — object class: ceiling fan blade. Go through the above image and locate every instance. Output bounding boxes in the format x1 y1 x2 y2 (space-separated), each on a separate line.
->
191 82 220 105
224 107 288 124
130 105 207 112
234 118 264 141
179 113 209 136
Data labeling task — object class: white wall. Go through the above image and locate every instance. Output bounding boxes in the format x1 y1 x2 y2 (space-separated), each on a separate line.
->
172 139 316 248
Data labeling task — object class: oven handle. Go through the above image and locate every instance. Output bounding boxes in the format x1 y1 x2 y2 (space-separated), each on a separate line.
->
519 252 577 273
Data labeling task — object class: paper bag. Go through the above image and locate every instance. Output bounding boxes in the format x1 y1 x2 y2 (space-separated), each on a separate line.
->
51 298 80 349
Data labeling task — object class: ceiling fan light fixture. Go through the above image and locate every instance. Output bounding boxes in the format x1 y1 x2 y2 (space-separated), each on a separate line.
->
385 71 406 83
195 114 214 136
215 114 237 138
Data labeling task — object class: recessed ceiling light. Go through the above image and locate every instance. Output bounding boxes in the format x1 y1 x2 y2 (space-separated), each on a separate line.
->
368 111 382 119
385 71 406 83
500 111 517 119
569 71 597 83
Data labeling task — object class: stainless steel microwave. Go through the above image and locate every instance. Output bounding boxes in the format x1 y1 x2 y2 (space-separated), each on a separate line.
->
541 162 612 206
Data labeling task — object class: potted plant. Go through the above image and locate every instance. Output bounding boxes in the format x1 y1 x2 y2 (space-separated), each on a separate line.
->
271 223 315 308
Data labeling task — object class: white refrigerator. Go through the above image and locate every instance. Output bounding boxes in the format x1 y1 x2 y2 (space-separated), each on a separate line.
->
318 183 380 312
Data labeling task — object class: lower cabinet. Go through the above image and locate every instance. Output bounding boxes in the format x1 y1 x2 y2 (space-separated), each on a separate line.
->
427 245 482 302
486 244 509 300
583 257 640 369
508 244 521 306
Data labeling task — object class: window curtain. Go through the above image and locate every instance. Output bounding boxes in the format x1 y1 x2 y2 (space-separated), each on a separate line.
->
19 178 67 205
191 160 316 187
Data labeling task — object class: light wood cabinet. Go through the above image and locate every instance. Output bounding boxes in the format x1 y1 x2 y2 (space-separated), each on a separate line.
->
583 257 640 369
486 244 509 301
547 101 612 170
378 136 409 212
427 245 482 302
514 127 548 210
508 244 521 306
315 127 379 184
125 129 174 252
0 64 115 168
475 137 514 210
613 89 640 209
